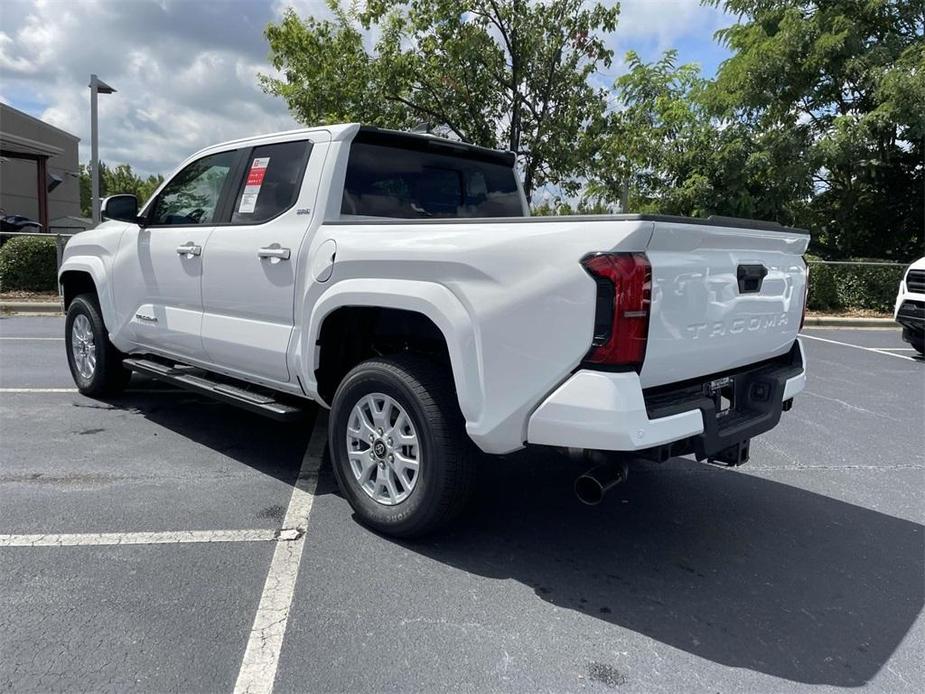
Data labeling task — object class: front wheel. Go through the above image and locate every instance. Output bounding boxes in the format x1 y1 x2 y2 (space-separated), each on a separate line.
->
65 294 131 396
902 327 925 356
329 355 474 538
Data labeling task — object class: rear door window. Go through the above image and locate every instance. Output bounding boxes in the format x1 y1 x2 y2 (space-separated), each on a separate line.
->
341 140 522 219
229 140 311 224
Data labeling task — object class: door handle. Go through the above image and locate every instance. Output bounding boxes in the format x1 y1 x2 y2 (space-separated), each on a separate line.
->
176 243 202 257
257 246 291 261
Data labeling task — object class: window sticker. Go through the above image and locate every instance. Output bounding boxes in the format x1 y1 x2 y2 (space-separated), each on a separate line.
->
238 157 270 213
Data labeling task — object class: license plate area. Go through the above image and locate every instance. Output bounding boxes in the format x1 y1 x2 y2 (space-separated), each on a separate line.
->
705 376 735 418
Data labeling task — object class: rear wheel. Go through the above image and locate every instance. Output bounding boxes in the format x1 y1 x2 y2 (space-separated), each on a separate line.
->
65 294 131 396
329 355 474 538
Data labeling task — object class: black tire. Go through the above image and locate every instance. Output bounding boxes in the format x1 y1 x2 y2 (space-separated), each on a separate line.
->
329 354 475 538
65 293 131 396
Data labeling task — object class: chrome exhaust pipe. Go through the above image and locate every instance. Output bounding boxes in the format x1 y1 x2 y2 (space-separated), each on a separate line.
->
575 459 628 506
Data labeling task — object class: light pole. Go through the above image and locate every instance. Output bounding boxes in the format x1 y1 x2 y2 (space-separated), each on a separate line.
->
89 74 116 225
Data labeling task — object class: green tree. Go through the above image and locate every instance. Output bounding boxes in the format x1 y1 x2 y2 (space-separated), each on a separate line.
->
706 0 925 259
586 50 810 223
261 0 619 198
79 163 164 217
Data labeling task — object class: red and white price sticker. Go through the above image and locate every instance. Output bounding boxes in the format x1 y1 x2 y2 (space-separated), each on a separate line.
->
238 157 270 213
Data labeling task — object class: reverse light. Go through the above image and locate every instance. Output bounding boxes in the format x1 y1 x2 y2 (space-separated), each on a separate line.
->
581 252 651 369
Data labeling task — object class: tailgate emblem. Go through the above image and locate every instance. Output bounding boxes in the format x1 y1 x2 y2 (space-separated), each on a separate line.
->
686 313 788 339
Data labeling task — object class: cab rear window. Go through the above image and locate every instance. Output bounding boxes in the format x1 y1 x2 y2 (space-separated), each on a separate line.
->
341 134 522 219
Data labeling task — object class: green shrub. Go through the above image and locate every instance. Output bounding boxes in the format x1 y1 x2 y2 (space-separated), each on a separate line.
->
806 257 906 313
0 236 59 292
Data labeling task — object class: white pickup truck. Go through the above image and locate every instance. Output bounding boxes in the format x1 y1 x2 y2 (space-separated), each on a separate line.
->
60 124 809 536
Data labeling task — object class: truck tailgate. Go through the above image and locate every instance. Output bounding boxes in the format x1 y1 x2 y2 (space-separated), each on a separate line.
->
640 220 809 388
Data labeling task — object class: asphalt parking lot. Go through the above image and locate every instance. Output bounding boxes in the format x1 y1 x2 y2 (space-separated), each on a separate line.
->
1 315 923 693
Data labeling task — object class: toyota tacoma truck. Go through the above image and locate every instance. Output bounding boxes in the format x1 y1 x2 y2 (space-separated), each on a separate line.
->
60 124 809 537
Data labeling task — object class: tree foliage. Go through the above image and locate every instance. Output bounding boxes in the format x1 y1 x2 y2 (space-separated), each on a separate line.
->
262 0 922 259
804 256 906 313
706 0 924 258
79 162 164 218
261 0 619 198
584 50 810 223
0 236 57 292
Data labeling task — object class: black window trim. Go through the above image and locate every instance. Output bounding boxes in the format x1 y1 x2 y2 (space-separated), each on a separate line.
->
142 139 313 229
214 139 313 227
142 148 246 229
354 126 515 168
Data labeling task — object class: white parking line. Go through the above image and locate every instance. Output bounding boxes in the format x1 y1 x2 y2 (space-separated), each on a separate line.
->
800 334 918 361
0 529 283 547
0 387 78 393
0 387 180 393
234 412 326 694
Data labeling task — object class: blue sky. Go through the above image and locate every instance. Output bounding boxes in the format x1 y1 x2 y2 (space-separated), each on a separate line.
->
0 0 734 177
619 20 731 78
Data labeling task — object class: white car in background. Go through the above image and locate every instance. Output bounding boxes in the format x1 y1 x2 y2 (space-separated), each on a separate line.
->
894 257 925 355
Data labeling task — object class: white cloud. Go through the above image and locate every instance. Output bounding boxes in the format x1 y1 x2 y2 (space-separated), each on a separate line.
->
0 0 732 177
615 0 731 49
0 0 331 175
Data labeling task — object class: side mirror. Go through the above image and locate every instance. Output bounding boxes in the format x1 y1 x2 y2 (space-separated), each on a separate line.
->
101 194 139 223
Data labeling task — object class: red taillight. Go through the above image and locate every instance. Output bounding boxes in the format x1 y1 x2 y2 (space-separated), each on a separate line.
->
800 261 810 330
581 252 651 369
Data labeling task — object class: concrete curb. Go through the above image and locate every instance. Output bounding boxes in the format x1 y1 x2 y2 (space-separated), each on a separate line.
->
0 302 899 327
804 316 896 328
1 301 63 315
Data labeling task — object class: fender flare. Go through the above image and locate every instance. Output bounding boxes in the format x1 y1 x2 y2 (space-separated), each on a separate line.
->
302 278 483 423
58 256 115 326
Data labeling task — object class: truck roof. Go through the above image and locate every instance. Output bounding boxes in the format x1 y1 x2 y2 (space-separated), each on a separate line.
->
192 123 515 166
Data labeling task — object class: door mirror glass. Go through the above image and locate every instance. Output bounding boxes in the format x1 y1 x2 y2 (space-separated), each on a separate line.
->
101 194 139 222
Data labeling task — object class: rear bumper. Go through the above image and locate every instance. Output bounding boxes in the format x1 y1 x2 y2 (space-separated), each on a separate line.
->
527 339 805 453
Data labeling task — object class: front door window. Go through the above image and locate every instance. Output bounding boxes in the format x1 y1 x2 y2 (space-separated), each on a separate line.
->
148 150 237 226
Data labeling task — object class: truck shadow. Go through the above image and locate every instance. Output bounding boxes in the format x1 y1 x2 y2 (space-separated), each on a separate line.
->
114 387 923 688
397 451 924 687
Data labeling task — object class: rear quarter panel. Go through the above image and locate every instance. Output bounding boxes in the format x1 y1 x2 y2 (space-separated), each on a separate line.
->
303 218 654 453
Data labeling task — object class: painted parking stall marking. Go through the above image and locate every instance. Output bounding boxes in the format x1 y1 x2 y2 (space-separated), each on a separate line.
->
0 529 282 547
800 333 918 361
0 387 179 393
233 411 327 694
0 388 78 393
1 368 329 694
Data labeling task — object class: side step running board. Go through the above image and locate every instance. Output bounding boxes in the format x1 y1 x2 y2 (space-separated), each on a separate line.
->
123 358 306 422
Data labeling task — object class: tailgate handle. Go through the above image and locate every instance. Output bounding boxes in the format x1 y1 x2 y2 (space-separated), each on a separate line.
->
737 264 768 293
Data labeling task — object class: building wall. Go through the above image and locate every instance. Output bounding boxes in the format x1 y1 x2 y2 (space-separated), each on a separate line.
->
0 103 81 225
